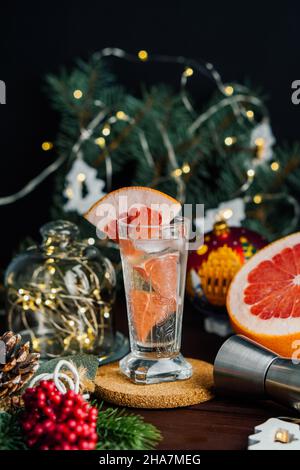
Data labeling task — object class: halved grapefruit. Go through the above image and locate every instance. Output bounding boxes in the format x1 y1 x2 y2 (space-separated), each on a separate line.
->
84 186 181 241
129 290 176 343
227 232 300 358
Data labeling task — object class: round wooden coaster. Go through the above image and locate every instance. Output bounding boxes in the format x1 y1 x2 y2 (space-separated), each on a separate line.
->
94 358 214 409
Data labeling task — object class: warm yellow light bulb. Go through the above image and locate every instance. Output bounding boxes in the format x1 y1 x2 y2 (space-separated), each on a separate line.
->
88 237 95 245
246 110 254 119
102 125 111 136
221 208 233 220
95 137 106 148
224 136 235 146
184 67 194 77
182 163 191 174
255 137 265 147
116 110 127 120
32 338 40 350
73 89 83 99
247 169 255 177
65 187 74 199
172 168 183 177
253 194 262 204
271 161 280 171
225 85 234 96
138 50 148 61
41 141 53 151
77 172 86 182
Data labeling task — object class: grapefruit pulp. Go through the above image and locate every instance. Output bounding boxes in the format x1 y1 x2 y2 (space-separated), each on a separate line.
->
84 186 181 241
134 253 179 301
129 290 176 343
227 232 300 357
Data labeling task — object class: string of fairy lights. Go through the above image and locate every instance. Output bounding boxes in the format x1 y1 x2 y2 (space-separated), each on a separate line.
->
88 48 268 204
0 47 298 233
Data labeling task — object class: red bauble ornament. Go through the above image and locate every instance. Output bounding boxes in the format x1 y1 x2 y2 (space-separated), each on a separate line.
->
21 380 98 450
187 221 266 308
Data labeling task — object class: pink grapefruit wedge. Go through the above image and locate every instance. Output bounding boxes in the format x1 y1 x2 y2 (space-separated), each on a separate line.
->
129 290 176 343
84 186 181 241
134 253 179 300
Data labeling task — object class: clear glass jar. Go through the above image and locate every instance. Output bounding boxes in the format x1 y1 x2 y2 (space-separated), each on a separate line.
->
5 220 116 359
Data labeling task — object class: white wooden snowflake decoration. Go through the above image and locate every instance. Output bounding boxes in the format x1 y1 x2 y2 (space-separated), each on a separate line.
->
63 158 106 215
195 198 245 233
250 119 275 164
248 418 300 450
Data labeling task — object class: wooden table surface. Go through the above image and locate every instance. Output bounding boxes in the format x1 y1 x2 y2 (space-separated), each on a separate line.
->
114 298 297 450
0 296 294 451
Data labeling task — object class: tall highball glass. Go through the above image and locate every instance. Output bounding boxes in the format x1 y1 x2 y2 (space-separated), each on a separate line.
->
119 216 192 384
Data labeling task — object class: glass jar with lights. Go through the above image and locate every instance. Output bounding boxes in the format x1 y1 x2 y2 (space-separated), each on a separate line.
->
5 220 116 359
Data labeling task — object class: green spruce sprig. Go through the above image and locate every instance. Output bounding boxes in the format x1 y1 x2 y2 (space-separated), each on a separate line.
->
0 405 161 451
0 412 27 450
95 404 162 451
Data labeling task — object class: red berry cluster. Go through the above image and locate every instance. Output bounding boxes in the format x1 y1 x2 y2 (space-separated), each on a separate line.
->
22 380 98 450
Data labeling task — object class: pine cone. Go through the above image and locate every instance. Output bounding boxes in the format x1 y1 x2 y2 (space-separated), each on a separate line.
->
0 332 40 399
0 395 25 412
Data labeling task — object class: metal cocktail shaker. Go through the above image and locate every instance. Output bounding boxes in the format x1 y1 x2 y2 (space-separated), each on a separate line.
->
214 335 300 411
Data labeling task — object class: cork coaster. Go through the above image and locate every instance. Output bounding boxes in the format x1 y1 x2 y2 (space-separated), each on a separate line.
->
94 358 214 409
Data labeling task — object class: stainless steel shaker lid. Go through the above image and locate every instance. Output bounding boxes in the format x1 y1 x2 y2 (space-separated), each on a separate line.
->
214 335 278 396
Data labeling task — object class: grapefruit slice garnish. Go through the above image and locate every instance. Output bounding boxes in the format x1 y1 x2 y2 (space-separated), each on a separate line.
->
134 253 179 300
84 186 181 241
227 232 300 357
129 290 176 343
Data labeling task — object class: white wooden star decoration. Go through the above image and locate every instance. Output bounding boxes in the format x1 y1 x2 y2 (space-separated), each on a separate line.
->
248 418 300 450
63 158 106 215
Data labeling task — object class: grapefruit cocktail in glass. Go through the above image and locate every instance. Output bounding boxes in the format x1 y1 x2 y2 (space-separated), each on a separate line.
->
84 186 192 384
118 214 192 384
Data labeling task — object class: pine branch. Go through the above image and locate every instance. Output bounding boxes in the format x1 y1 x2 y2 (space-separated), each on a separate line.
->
0 403 161 451
95 404 161 451
0 412 27 450
92 95 154 168
46 54 300 239
270 153 300 192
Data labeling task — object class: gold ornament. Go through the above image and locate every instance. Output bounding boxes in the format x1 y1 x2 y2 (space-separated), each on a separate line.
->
199 245 242 306
187 221 266 308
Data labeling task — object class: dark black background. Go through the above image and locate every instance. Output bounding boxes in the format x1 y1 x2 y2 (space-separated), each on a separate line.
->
0 1 299 268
